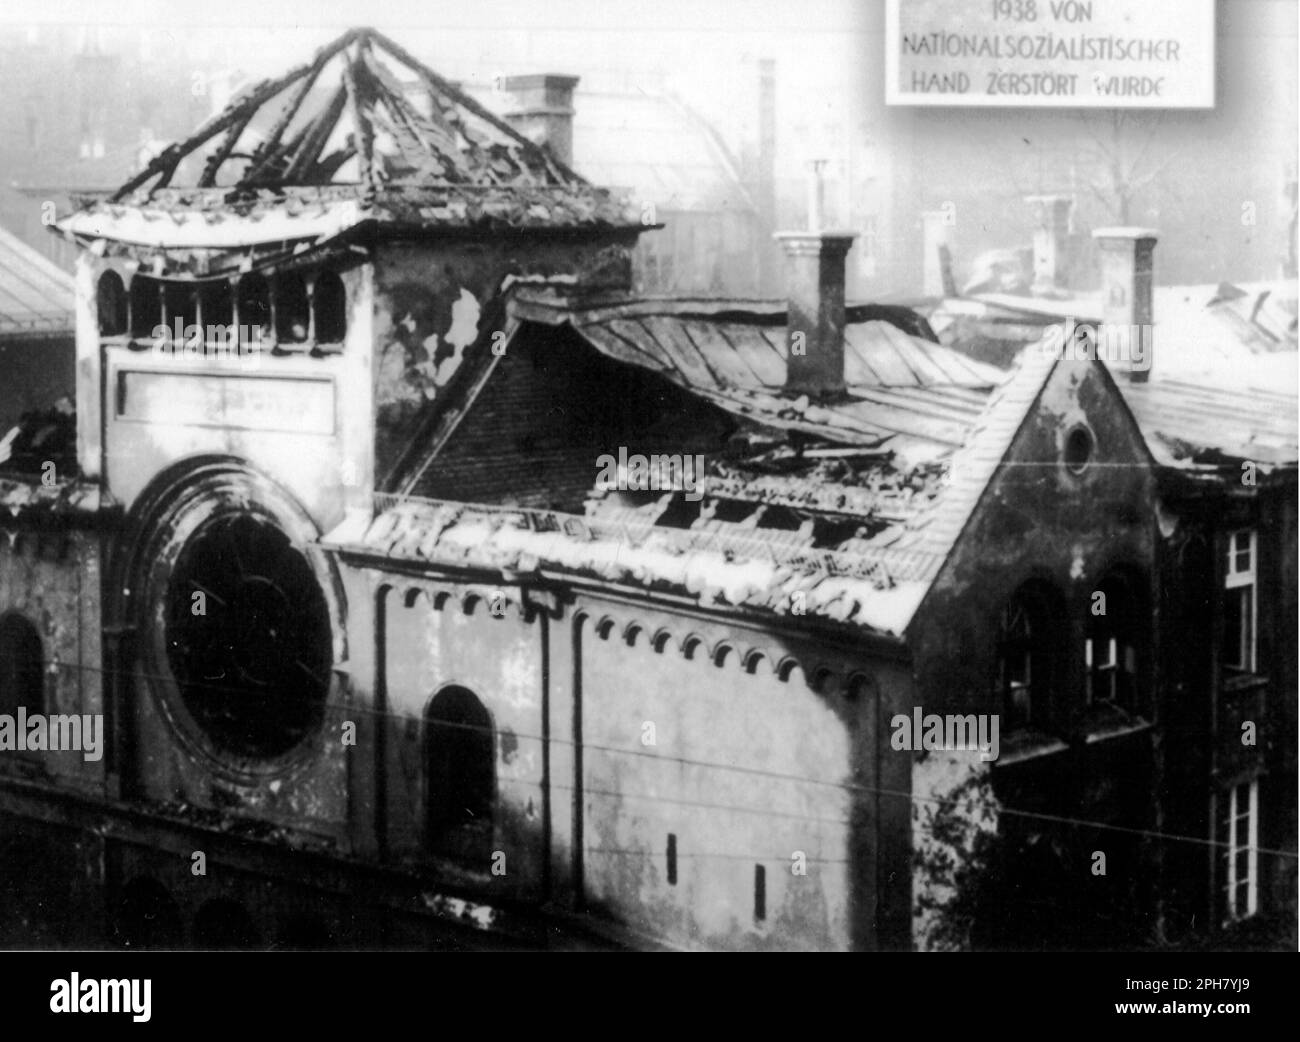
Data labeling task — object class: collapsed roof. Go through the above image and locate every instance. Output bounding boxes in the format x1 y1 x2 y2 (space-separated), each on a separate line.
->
329 288 1054 638
933 282 1300 475
56 27 640 274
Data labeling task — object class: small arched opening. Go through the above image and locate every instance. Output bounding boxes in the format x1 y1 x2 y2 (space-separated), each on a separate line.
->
312 270 347 344
97 270 128 336
425 686 495 855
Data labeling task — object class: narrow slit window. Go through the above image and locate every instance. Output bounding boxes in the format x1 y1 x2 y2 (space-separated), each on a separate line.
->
753 864 766 922
666 833 677 886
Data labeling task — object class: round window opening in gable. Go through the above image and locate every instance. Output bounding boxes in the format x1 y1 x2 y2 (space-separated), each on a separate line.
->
1063 424 1094 475
163 513 332 760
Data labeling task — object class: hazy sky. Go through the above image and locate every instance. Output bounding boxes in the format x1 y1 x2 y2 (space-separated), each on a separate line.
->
0 0 872 158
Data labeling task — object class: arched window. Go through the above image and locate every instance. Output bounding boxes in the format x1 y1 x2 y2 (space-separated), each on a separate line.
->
97 270 128 336
273 272 309 343
996 581 1063 732
312 271 347 343
425 686 494 848
198 279 234 342
1086 571 1143 715
236 273 272 343
129 276 163 340
0 613 44 718
164 282 199 336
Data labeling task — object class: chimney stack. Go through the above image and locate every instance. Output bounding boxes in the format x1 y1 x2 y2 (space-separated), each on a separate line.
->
500 74 580 168
921 210 952 297
775 162 857 399
1092 226 1158 383
757 58 778 296
1026 194 1074 296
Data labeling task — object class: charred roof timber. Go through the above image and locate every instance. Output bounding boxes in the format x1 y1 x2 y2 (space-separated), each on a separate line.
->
55 26 641 257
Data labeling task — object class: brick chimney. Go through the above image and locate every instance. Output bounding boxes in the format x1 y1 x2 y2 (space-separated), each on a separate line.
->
775 161 857 399
757 58 778 296
921 210 952 298
1026 194 1073 296
500 74 580 168
1092 226 1158 383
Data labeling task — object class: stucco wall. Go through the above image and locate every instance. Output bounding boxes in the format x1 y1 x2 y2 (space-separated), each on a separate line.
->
908 358 1160 948
0 529 105 793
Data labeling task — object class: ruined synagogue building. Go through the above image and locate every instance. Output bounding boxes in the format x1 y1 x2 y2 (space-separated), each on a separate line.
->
0 22 1294 951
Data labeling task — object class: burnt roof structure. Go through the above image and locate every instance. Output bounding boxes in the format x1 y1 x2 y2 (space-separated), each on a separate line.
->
57 26 639 275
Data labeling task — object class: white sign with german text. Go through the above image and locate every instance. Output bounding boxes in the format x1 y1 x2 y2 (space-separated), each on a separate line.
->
886 0 1215 108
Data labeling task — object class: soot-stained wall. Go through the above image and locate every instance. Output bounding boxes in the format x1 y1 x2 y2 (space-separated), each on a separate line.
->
906 358 1160 949
371 233 638 488
0 528 105 794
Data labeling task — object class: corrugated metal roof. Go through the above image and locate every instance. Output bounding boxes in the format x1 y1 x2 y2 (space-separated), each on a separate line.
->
365 290 1058 636
943 281 1299 471
1122 377 1298 469
0 224 74 339
510 291 1002 462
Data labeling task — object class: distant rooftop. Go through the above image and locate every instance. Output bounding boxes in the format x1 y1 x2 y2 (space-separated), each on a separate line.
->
0 224 74 339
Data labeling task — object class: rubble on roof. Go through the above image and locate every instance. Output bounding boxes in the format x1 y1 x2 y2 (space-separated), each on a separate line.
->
329 497 936 637
0 396 76 476
0 475 113 524
340 331 1057 636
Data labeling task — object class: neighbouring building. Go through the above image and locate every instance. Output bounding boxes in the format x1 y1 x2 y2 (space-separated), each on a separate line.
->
932 220 1298 947
0 224 76 436
0 27 1293 952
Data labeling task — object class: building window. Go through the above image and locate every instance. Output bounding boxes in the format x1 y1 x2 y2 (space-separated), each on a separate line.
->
996 581 1061 732
236 274 272 340
0 613 45 718
858 214 879 279
312 271 347 344
163 513 331 759
163 282 199 336
129 276 162 339
1218 778 1259 923
1085 572 1140 715
1063 424 1093 474
273 272 309 343
1224 529 1257 673
198 279 234 338
97 271 128 337
425 686 494 848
